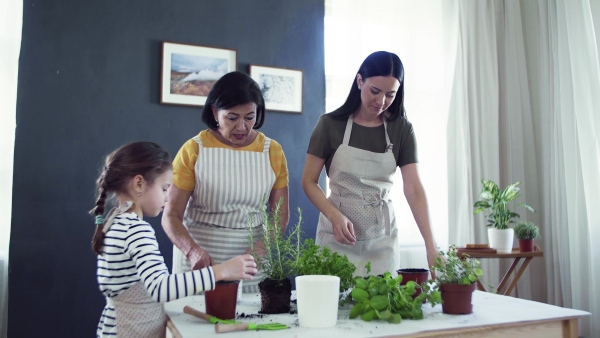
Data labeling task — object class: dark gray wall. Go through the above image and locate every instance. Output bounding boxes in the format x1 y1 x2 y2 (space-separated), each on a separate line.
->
9 1 324 336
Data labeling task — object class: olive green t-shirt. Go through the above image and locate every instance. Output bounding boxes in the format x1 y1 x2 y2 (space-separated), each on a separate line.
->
307 114 418 175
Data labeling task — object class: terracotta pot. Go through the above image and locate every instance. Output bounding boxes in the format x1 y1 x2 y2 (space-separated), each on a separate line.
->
396 268 429 298
440 283 476 315
518 239 535 252
205 280 239 320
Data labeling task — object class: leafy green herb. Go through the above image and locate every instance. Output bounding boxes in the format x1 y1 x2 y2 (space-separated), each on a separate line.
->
296 238 357 292
248 197 302 281
432 245 483 285
348 272 441 323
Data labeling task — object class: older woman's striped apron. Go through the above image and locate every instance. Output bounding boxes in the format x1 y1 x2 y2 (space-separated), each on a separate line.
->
173 134 275 293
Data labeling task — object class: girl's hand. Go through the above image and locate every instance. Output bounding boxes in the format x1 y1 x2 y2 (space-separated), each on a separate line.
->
212 254 257 281
188 247 214 270
329 211 356 245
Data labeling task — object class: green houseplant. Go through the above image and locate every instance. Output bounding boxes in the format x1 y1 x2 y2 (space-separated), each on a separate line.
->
431 245 483 315
473 180 534 253
348 271 441 324
514 221 540 252
248 198 302 314
296 238 357 293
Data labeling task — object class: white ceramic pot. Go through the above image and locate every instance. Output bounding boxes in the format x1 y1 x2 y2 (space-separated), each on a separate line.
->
487 227 515 253
295 275 340 328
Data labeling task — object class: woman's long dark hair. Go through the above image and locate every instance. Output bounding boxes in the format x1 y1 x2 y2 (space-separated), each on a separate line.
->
201 71 266 130
329 51 405 121
90 141 172 255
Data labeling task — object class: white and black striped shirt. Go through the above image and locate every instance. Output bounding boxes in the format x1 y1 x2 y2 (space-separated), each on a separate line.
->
96 213 214 336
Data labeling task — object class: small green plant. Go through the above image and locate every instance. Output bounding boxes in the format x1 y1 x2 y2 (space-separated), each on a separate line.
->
514 221 540 240
296 238 357 292
248 198 302 281
473 180 534 229
348 272 441 324
432 245 483 285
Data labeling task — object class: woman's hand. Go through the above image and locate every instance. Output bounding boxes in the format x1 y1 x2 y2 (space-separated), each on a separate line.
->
426 246 440 280
188 247 214 270
329 211 356 245
212 254 258 281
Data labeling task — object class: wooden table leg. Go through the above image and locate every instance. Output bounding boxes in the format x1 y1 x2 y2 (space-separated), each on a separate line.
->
503 257 533 296
497 257 521 295
562 318 579 338
476 279 486 292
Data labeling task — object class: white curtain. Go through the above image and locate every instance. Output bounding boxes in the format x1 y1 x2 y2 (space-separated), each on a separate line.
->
447 0 600 336
0 0 21 337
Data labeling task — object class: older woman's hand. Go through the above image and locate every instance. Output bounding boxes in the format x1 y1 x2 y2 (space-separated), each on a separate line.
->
188 247 214 270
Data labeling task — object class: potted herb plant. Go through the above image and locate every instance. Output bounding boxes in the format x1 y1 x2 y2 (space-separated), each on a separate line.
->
473 180 534 253
431 245 483 315
248 198 302 314
348 271 441 323
514 221 540 252
296 238 357 293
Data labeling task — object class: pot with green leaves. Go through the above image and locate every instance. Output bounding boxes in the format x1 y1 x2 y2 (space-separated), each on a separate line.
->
431 245 483 315
514 221 540 252
348 271 441 324
248 198 302 314
296 238 356 293
474 180 534 253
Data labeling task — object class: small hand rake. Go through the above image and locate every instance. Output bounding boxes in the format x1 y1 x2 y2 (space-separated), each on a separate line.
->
183 306 290 333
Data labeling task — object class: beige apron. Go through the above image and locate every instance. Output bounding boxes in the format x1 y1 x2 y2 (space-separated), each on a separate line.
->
173 134 275 293
99 202 166 338
316 115 399 276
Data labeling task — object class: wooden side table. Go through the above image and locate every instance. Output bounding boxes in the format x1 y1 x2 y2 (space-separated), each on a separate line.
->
458 245 543 296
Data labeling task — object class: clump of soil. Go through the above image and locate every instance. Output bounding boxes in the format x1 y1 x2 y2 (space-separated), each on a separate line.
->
258 278 292 314
237 312 265 319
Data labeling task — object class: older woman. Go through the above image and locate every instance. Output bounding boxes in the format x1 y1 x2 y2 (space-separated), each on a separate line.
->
162 71 289 292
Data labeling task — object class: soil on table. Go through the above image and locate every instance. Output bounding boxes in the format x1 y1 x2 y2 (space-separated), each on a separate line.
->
258 278 292 314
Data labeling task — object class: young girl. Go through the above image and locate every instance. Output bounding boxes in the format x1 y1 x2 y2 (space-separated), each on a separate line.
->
91 141 257 338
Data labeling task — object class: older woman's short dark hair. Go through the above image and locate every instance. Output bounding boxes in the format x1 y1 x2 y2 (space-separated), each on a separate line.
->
201 71 266 129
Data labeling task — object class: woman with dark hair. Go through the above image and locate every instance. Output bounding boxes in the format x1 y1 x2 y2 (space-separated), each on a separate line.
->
162 71 289 292
302 51 439 276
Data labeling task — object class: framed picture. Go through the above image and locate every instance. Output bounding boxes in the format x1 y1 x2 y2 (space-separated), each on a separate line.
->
250 65 303 113
161 41 237 107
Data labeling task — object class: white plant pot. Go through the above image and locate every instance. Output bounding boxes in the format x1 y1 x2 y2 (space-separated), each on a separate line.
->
487 228 514 253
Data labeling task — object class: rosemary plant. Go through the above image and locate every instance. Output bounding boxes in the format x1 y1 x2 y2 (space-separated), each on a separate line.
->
248 197 302 281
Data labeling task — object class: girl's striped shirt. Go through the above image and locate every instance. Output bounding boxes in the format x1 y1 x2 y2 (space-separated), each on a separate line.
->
96 212 215 336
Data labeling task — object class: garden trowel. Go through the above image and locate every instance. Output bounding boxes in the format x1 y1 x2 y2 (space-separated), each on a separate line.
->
183 305 237 324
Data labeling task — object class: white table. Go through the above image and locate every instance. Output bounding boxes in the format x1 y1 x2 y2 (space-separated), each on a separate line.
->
165 291 589 338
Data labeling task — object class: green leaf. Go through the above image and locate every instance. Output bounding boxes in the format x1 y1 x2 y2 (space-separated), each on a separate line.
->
368 286 379 297
378 310 392 319
352 288 369 302
387 313 402 324
349 303 364 319
370 295 389 311
355 278 368 290
360 310 376 322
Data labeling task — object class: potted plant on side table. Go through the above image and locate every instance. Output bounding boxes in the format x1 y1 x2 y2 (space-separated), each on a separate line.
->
514 221 540 252
431 245 483 315
473 180 534 253
248 198 302 314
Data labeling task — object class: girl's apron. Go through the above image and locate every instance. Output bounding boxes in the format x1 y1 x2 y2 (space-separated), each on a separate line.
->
99 202 167 338
173 134 275 293
316 115 399 277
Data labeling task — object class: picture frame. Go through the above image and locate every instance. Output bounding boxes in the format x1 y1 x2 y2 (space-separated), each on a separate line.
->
250 65 303 113
161 41 237 107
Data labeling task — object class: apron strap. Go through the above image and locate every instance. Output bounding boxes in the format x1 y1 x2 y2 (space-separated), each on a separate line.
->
343 115 394 152
330 194 392 236
102 201 134 233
